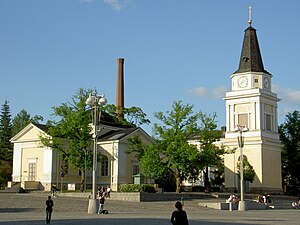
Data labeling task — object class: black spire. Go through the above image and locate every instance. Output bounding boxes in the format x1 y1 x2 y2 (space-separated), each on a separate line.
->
234 25 270 74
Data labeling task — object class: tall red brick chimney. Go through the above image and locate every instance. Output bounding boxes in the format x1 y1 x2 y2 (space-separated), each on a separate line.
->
116 58 124 118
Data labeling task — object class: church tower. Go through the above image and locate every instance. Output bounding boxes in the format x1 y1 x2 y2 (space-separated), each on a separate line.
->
223 12 282 193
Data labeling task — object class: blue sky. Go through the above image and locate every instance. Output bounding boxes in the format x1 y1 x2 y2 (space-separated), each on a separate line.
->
1 0 300 134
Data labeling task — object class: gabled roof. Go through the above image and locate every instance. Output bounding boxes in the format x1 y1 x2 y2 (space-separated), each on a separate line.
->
10 123 49 142
98 127 150 142
99 127 137 141
32 123 49 133
233 25 270 75
11 121 151 144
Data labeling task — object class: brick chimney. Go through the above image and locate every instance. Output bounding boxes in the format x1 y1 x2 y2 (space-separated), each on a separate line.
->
116 58 124 118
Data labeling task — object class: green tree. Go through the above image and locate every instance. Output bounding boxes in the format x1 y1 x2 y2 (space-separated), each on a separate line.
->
40 88 94 191
103 105 150 127
279 110 300 195
237 158 255 183
128 102 225 193
0 100 13 188
41 88 150 191
0 160 12 188
197 112 224 192
11 109 43 136
142 101 201 192
0 100 13 162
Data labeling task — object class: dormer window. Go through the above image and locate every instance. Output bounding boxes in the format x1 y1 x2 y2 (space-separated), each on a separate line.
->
242 56 249 62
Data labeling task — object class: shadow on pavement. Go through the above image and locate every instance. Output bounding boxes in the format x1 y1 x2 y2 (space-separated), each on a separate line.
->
0 218 271 225
0 208 36 213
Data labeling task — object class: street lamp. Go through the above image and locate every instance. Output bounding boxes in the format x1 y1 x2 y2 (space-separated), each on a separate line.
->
86 92 107 214
234 124 248 211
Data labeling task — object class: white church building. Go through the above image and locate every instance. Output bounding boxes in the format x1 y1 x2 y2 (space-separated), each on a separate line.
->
221 19 282 193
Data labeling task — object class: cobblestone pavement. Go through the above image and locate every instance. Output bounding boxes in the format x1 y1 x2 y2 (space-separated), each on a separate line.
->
0 192 300 225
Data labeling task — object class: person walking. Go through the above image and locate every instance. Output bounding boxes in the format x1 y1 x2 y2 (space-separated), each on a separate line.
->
46 196 54 224
170 201 189 225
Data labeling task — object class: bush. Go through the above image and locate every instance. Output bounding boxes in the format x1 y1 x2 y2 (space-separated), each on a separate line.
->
119 184 156 193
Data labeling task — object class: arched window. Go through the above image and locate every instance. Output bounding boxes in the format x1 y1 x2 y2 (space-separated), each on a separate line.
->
100 155 108 177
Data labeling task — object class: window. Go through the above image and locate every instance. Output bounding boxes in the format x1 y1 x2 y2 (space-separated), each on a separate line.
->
264 104 273 131
133 164 139 175
253 76 260 88
265 114 272 131
238 114 248 127
100 156 108 176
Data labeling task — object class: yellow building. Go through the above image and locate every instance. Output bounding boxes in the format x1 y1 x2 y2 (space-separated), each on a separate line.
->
10 123 151 192
221 20 282 193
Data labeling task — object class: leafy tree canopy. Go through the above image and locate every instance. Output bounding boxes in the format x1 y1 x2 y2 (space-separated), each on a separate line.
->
237 158 255 183
41 88 150 191
279 110 300 194
128 101 225 193
12 109 43 136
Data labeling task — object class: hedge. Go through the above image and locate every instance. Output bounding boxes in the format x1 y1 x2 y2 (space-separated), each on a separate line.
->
119 184 156 193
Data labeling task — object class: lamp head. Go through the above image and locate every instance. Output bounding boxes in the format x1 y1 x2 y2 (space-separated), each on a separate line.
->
234 125 249 132
85 94 94 106
98 97 107 106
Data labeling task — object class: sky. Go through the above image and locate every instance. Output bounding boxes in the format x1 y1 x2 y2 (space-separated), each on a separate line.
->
1 0 300 134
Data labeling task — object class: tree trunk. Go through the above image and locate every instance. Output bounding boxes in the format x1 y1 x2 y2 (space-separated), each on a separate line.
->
175 169 181 193
204 167 210 193
80 170 85 192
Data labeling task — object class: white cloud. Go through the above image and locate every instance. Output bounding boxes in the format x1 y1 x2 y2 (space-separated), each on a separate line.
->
273 84 300 104
103 0 122 11
188 85 229 99
80 0 94 3
80 0 130 11
189 87 208 97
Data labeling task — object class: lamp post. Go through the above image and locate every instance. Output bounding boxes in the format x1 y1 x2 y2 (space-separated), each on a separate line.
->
86 92 107 214
234 124 248 211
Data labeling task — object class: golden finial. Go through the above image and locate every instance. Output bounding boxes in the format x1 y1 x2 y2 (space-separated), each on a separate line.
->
248 6 252 26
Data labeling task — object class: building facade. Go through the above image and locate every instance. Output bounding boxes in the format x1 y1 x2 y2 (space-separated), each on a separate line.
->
222 21 282 193
10 123 151 192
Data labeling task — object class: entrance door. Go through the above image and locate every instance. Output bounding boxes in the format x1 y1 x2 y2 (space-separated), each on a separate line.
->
28 163 36 181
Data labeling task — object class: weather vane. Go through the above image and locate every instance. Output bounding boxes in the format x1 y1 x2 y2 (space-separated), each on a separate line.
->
248 6 252 26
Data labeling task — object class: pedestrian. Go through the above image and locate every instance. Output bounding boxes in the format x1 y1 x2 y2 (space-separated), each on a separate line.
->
98 195 105 214
46 196 54 224
105 186 111 198
170 201 189 225
97 186 104 198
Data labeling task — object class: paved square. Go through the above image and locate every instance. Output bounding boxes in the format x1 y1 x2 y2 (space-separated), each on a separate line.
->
0 193 300 225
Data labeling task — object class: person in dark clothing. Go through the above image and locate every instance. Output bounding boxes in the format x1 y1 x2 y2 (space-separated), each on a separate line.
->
98 195 105 214
170 201 189 225
46 196 54 224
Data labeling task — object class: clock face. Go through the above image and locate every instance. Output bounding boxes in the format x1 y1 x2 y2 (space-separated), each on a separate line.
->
238 76 248 88
263 77 270 89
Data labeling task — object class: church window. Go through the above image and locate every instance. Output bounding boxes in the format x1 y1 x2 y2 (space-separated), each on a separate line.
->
253 76 259 88
100 155 109 176
265 114 272 131
264 104 273 131
238 113 248 127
